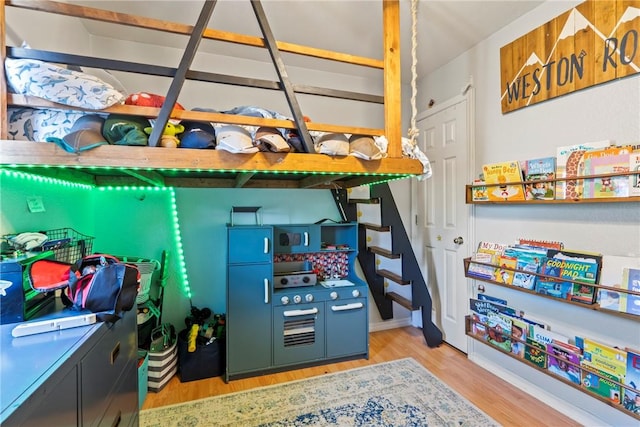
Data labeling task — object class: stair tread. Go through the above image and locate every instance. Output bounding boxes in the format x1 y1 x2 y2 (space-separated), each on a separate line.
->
348 198 380 204
368 245 401 259
386 292 414 310
359 222 391 232
377 269 411 285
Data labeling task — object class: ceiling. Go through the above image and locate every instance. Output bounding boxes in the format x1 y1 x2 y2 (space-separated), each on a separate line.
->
77 0 545 82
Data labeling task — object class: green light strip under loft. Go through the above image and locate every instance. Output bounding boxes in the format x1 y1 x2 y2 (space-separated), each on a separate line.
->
0 168 94 190
0 168 192 300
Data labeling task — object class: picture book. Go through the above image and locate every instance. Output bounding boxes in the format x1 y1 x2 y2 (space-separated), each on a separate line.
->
535 258 573 300
582 366 622 404
476 241 509 264
486 311 512 352
555 140 611 199
469 298 519 318
524 337 547 368
471 179 488 201
470 312 489 340
545 248 602 304
582 146 631 199
596 255 640 312
495 254 517 285
504 246 547 290
623 267 640 316
547 342 581 384
523 157 556 200
630 151 640 197
556 140 611 199
516 238 563 250
509 316 528 358
482 161 525 201
530 324 570 347
477 293 508 305
582 338 627 380
623 348 640 414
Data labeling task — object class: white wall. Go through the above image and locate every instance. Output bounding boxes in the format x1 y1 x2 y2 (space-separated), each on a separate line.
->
417 1 640 425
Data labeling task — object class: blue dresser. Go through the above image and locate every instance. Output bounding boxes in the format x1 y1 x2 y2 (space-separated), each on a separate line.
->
1 307 138 426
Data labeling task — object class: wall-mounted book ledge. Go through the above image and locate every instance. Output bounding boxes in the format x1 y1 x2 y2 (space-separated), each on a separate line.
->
463 258 640 322
464 316 640 421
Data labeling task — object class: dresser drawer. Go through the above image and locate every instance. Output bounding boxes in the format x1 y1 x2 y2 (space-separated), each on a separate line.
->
82 312 136 426
97 363 138 427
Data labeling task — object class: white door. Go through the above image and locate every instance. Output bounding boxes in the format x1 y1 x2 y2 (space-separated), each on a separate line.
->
411 94 473 352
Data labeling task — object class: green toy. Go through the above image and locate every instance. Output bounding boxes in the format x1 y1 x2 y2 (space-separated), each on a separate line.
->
144 122 185 148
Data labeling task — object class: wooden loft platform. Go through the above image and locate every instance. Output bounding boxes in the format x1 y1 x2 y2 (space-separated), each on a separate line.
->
0 0 424 189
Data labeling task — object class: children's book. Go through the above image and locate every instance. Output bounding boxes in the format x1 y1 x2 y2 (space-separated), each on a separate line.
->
596 255 640 312
470 312 489 340
623 348 640 413
504 246 547 290
468 241 508 280
530 324 570 347
582 146 631 198
509 316 528 358
523 157 556 200
582 365 622 404
486 311 512 352
555 140 611 199
482 161 525 201
524 337 547 368
476 241 509 264
471 179 488 201
468 298 519 318
623 267 640 316
495 254 517 285
582 338 627 380
547 342 581 384
630 151 640 197
545 249 602 304
476 293 508 305
535 258 573 300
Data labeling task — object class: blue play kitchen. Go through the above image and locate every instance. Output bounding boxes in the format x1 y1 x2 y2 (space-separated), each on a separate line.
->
226 220 369 381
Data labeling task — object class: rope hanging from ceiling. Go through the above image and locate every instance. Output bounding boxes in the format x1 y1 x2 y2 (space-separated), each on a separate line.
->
407 0 419 147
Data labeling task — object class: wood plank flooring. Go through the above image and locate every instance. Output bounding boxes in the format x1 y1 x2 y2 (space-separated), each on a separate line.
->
142 326 581 426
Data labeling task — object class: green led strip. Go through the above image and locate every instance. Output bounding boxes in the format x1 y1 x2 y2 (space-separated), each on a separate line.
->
1 168 192 299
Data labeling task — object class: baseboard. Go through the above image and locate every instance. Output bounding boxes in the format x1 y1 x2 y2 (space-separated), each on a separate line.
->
468 352 612 426
369 317 412 332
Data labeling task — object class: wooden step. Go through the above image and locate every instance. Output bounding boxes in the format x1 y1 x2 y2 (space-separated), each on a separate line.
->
368 245 400 259
386 292 413 310
359 222 391 232
348 198 380 204
377 269 410 285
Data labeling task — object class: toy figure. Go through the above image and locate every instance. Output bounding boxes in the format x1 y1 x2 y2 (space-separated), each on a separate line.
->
144 122 185 148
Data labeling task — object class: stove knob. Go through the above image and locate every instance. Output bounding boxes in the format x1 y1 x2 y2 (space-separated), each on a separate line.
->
330 291 338 300
302 276 310 283
293 294 302 304
352 289 360 298
305 294 314 302
280 296 290 305
280 277 288 286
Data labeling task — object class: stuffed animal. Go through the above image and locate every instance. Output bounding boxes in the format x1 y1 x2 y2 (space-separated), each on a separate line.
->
144 122 185 148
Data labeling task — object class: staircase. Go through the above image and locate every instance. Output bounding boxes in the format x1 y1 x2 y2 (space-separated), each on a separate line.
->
332 184 443 348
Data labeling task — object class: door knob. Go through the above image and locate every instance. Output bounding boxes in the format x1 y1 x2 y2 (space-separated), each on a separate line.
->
453 236 464 245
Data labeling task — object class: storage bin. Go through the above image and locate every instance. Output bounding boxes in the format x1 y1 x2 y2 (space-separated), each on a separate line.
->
114 255 160 304
177 329 224 382
137 350 148 408
147 323 177 392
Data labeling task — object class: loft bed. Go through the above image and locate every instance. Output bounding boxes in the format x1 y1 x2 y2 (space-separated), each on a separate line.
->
0 0 424 189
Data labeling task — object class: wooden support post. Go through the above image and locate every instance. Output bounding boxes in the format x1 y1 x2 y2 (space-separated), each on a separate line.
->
383 0 402 158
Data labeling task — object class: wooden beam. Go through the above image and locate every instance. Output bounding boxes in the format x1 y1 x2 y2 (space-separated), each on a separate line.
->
234 172 255 188
383 0 402 158
122 169 166 187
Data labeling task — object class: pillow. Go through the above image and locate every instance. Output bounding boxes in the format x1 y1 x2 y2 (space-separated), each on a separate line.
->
4 58 126 109
7 107 91 141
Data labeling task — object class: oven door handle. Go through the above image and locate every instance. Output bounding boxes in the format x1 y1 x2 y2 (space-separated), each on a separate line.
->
283 308 318 317
331 302 364 312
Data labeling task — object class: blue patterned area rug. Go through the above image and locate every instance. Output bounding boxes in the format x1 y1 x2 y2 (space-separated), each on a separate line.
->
140 358 500 427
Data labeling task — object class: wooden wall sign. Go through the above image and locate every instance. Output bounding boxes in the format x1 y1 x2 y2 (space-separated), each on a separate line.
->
500 0 640 114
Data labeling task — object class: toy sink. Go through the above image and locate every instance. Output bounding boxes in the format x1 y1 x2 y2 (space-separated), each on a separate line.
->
320 279 355 288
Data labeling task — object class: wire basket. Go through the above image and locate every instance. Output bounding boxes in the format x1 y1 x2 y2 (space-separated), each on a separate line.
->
37 228 94 264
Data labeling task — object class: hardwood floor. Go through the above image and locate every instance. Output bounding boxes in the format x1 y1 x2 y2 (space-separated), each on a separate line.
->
142 326 581 426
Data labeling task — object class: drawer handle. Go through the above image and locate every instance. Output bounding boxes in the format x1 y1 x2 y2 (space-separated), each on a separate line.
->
110 410 121 427
303 231 309 246
263 237 269 254
110 341 121 365
331 302 364 312
283 308 318 317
